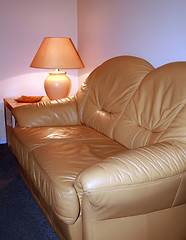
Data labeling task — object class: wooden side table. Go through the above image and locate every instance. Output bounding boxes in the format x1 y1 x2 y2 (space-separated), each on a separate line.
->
4 97 50 146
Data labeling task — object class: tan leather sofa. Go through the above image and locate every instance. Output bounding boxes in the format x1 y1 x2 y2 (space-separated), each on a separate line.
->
11 56 186 240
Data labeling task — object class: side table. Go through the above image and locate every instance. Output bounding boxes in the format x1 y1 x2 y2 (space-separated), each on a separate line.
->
4 96 50 146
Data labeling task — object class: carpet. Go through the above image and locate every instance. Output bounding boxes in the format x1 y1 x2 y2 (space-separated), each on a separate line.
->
0 144 59 240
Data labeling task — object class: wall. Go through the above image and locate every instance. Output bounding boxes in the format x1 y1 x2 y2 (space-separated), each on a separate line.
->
1 0 186 143
78 0 186 85
0 0 78 143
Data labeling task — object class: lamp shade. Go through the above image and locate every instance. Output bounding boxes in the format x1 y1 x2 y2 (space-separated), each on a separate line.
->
30 37 84 69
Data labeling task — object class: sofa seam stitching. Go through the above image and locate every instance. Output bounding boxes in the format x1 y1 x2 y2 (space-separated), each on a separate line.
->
171 173 183 207
145 214 150 240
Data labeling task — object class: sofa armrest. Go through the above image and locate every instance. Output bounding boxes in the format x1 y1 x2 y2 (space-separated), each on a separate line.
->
12 96 81 127
76 142 185 188
75 142 186 220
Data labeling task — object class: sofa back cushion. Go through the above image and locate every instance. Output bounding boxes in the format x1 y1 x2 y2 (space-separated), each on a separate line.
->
76 56 186 149
114 62 186 148
77 56 154 139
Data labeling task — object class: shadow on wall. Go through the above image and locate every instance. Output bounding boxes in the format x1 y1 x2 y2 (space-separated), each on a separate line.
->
78 71 91 88
0 102 6 143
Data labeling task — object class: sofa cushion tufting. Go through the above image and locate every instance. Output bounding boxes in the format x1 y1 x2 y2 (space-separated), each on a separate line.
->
114 62 186 149
77 56 154 139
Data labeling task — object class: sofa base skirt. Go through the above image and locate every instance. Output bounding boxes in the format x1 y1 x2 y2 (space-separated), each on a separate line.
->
19 164 82 240
85 204 186 240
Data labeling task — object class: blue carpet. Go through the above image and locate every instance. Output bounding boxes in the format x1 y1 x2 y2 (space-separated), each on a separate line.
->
0 144 59 240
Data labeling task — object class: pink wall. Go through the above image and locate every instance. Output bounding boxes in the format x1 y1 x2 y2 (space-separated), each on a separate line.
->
1 0 186 143
78 0 186 85
0 0 78 142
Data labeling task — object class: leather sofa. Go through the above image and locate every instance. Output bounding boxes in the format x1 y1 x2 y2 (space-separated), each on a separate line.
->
11 56 186 240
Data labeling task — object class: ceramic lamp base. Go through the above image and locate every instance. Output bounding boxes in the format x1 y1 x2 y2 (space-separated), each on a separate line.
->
44 71 71 100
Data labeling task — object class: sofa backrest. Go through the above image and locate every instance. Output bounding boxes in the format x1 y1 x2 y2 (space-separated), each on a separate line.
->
76 56 186 149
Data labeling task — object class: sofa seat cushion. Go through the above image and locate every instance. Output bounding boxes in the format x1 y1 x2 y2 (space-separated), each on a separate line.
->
12 125 108 151
11 125 109 173
12 125 127 225
11 125 109 167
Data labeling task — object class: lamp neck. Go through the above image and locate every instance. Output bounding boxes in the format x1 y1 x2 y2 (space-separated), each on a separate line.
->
53 69 66 74
49 70 66 75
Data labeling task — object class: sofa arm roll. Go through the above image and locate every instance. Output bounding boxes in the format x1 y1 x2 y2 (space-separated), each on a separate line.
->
75 142 186 221
12 96 81 127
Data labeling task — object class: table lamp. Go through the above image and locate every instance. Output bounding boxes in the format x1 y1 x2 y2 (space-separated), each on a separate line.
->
30 37 84 100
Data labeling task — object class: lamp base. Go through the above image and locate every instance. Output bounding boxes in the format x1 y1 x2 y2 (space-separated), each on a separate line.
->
44 71 72 100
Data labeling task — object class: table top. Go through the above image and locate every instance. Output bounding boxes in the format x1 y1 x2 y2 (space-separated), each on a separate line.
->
4 96 50 110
